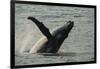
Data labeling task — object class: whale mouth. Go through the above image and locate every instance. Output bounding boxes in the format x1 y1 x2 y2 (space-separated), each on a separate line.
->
66 21 74 27
61 21 74 32
66 21 74 30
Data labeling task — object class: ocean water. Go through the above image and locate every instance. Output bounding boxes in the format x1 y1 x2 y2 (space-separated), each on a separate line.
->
15 4 95 65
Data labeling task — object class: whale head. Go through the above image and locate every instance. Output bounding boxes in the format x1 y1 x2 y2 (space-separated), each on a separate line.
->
65 21 74 33
52 21 74 39
61 21 74 38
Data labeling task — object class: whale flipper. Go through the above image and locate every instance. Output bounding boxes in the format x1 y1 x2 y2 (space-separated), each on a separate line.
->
28 17 52 40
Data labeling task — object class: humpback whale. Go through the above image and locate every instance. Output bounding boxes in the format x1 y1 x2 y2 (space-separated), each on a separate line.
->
27 17 74 53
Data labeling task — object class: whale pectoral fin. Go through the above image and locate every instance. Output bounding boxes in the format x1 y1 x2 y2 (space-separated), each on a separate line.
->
28 16 52 40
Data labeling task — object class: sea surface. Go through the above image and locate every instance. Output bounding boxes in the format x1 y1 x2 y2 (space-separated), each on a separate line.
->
15 4 95 65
